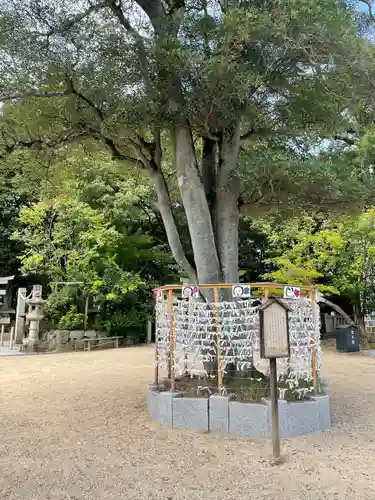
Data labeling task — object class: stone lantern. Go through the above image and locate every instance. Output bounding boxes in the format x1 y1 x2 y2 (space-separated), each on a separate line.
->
23 285 44 352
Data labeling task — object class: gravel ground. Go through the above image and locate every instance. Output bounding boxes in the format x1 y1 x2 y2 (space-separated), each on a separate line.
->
0 346 374 500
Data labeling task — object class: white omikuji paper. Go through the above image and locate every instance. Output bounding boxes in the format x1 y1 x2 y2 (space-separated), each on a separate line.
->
155 295 320 400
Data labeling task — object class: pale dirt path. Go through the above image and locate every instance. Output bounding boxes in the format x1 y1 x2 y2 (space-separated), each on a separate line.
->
0 346 374 500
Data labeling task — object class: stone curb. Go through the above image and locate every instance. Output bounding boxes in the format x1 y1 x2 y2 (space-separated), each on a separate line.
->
147 387 331 438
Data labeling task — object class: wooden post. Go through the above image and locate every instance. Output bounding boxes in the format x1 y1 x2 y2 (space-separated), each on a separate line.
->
264 287 269 298
214 287 222 392
270 358 281 459
9 326 15 350
115 337 119 349
0 325 4 347
154 338 159 385
168 289 175 392
310 289 318 392
84 296 89 333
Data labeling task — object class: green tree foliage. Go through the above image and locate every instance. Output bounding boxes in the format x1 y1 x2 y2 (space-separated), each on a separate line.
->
0 180 26 277
260 209 375 331
260 214 344 291
1 0 375 286
10 146 177 334
0 150 43 277
15 197 143 298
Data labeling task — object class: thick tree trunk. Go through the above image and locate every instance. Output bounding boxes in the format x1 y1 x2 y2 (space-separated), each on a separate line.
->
214 124 241 284
215 188 239 283
150 168 197 281
174 126 221 284
202 138 216 212
353 303 368 343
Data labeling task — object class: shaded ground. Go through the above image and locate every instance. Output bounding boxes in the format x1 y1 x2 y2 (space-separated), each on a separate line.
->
0 346 374 499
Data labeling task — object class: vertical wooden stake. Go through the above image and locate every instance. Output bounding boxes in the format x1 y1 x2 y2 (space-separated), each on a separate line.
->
154 337 159 385
264 287 269 298
0 325 4 347
310 289 318 392
214 287 222 392
168 289 176 392
10 326 15 350
311 344 317 391
270 358 281 459
84 296 89 333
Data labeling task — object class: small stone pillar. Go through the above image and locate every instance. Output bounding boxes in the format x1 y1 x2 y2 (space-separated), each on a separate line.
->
23 285 44 352
15 288 27 344
147 320 152 344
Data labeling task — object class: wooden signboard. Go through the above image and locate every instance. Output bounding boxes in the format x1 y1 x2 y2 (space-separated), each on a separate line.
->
259 297 292 460
259 298 291 359
0 316 11 325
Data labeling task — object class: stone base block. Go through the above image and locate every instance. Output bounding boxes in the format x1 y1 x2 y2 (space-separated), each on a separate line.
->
229 401 269 437
147 384 331 438
147 386 161 421
158 391 183 427
281 400 319 437
173 397 208 431
209 395 231 434
312 395 331 430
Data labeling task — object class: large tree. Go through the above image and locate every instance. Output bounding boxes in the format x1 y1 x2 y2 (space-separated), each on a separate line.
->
1 0 374 285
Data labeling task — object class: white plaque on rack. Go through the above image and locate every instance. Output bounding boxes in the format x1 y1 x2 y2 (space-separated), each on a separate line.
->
232 284 251 298
182 286 199 298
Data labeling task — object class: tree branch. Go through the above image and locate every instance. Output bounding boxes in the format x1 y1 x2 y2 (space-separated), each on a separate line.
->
240 127 273 142
0 130 89 160
318 296 353 325
0 91 70 103
333 135 356 145
44 1 109 36
109 1 152 90
135 0 166 35
359 0 375 22
150 167 197 280
103 136 139 163
66 76 104 122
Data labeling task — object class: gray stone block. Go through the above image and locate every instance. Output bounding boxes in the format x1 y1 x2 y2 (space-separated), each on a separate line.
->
146 382 331 438
281 400 320 437
262 398 287 437
70 330 85 340
147 389 160 421
173 397 208 431
85 330 98 338
229 401 269 438
209 395 231 434
158 391 183 427
312 395 331 430
53 330 70 343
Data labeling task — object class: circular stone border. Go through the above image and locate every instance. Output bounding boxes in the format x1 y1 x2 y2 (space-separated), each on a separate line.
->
147 385 331 438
